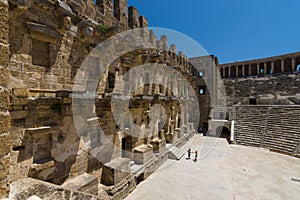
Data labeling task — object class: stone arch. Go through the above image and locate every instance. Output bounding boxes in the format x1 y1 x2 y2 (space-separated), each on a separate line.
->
259 63 264 75
244 65 249 76
284 58 292 72
225 67 229 78
250 63 257 76
274 60 281 73
238 65 243 77
230 66 236 78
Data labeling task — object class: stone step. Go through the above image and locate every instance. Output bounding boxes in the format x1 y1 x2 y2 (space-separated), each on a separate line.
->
61 173 98 196
167 134 196 161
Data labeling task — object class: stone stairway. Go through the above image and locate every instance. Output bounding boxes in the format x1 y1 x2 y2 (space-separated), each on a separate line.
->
167 146 185 160
167 135 195 160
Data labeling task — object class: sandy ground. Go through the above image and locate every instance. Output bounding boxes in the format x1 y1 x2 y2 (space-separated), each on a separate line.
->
125 135 300 200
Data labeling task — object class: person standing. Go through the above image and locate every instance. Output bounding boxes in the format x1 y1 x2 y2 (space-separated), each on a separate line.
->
194 150 198 162
187 149 191 159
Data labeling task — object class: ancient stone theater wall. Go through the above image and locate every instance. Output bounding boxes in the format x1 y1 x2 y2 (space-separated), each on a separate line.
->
220 52 300 157
3 0 210 199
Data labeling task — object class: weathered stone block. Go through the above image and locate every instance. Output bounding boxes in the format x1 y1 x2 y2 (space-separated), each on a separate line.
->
133 144 153 165
0 112 10 135
0 134 10 158
11 110 27 120
0 151 9 180
0 22 8 44
101 158 130 186
0 181 9 198
11 98 29 106
0 66 9 87
28 160 55 181
0 88 9 110
0 44 9 66
165 132 177 143
13 88 28 97
150 138 166 153
62 173 98 195
0 0 9 20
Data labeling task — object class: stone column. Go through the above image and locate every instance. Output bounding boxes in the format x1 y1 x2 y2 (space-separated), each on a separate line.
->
222 67 225 78
0 0 11 197
242 65 245 76
281 59 285 73
248 65 251 75
228 66 231 78
236 66 239 77
292 57 296 72
271 61 274 74
264 63 267 75
257 64 260 75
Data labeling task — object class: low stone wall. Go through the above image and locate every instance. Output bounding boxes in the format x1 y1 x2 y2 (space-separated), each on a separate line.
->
10 177 109 200
223 73 300 108
234 105 300 157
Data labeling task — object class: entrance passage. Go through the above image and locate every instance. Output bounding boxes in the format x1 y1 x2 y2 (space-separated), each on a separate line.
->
216 126 231 143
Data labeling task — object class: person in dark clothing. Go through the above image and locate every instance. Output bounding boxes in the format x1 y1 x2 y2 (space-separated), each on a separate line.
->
187 149 191 159
194 150 198 162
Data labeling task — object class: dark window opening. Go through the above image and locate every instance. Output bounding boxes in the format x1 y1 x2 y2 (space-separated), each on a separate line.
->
12 146 25 151
199 86 206 95
32 39 50 67
249 98 257 105
108 73 115 89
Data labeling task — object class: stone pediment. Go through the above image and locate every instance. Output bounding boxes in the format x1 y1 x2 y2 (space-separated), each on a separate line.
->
27 22 61 43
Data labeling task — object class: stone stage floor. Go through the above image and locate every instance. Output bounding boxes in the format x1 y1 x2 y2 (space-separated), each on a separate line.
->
125 135 300 200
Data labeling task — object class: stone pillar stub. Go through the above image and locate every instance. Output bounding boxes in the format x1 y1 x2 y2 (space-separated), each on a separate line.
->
128 6 139 29
160 35 168 50
170 44 176 53
101 158 131 186
139 16 148 28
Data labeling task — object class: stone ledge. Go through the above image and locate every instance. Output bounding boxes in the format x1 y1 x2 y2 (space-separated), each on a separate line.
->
62 173 98 195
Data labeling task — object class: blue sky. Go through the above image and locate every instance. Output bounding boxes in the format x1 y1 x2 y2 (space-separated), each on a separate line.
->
127 0 300 64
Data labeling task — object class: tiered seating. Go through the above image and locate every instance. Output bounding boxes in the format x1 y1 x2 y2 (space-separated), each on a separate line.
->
235 106 300 157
